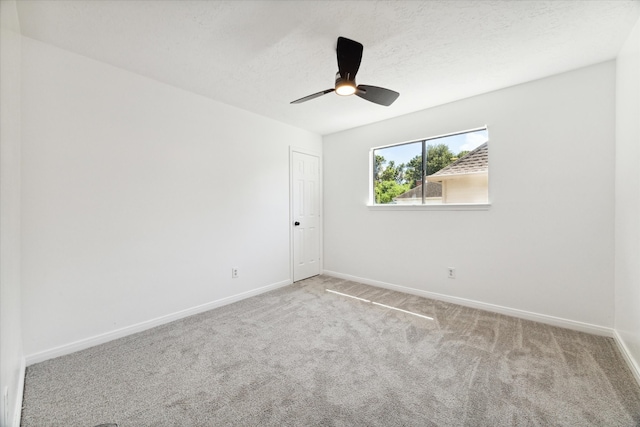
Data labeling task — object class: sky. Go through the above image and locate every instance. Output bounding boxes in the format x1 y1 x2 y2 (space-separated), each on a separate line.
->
374 129 488 167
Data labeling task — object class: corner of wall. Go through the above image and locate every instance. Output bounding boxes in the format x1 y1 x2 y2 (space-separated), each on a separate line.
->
11 359 25 427
614 331 640 387
0 1 24 426
614 14 640 388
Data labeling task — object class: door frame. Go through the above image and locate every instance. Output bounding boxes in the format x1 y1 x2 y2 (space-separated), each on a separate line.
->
289 146 323 283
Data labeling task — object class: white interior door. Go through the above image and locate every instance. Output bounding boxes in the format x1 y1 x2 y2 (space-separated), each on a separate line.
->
292 151 320 282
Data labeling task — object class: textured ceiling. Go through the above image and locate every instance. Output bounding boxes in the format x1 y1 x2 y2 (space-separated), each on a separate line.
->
15 1 640 135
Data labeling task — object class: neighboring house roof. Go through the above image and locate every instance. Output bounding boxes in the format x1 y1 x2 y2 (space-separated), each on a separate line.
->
426 142 488 181
394 181 442 200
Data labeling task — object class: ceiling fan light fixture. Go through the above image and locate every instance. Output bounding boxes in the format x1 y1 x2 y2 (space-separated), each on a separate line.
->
335 77 356 96
290 37 399 106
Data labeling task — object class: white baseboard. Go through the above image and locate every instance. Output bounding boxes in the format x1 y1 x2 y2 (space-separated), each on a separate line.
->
613 330 640 387
322 270 614 337
25 279 292 366
12 357 25 427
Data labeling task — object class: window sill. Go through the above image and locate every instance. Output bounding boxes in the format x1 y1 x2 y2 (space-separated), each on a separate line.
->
367 203 491 211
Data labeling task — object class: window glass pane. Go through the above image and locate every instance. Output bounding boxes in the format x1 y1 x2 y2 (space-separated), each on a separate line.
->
371 127 489 205
425 129 489 204
373 141 422 204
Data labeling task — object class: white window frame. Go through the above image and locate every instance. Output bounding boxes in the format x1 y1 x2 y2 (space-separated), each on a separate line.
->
368 126 491 211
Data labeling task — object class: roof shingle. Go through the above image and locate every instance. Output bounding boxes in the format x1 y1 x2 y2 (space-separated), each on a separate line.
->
427 142 488 180
394 181 442 200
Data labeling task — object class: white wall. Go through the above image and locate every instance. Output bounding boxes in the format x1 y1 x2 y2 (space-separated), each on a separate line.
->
323 61 616 330
21 38 321 361
615 16 640 382
0 1 24 425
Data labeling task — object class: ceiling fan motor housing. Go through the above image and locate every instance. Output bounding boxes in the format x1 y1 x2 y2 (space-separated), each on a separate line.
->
335 73 357 96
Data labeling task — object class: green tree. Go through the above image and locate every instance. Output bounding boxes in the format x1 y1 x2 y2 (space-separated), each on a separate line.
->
404 154 423 188
374 155 411 203
426 144 455 175
380 160 402 183
456 150 470 160
374 180 411 204
374 155 386 181
397 163 406 184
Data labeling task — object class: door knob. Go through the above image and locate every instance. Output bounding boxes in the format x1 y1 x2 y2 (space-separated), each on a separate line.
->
294 221 300 226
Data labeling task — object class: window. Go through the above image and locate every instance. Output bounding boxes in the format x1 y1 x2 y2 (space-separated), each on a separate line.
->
372 127 489 205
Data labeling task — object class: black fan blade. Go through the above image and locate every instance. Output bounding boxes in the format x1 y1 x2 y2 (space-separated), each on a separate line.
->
337 37 363 81
290 89 335 104
356 85 399 106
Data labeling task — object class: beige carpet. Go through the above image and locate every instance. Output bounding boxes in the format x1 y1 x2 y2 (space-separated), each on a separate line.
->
21 275 640 426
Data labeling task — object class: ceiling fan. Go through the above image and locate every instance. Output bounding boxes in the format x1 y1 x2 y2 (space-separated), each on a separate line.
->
291 37 400 107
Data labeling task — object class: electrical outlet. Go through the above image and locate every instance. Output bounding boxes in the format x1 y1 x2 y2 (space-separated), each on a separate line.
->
232 267 239 279
448 267 456 279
